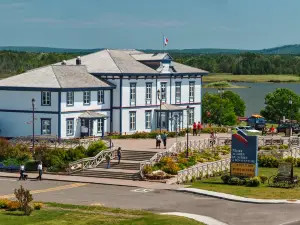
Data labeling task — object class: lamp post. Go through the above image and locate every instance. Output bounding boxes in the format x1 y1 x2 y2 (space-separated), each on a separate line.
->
157 89 162 133
32 98 35 151
186 105 190 158
217 88 225 126
289 98 293 137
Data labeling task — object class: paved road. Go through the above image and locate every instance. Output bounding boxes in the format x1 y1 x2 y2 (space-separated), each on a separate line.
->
1 178 300 225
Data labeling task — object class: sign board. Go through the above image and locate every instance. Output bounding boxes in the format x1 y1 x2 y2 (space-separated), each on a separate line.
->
278 162 292 177
230 163 256 177
231 129 258 177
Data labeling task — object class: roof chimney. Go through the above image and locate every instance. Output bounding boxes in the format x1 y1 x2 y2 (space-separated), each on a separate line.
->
61 60 66 65
76 56 81 65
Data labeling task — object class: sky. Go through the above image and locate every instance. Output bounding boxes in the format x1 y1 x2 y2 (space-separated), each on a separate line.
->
0 0 299 50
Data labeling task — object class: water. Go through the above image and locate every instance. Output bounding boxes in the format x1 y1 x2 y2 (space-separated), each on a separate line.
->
202 82 300 117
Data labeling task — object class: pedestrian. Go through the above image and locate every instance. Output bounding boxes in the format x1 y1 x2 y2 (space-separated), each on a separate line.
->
197 121 202 136
37 162 43 181
156 133 161 149
117 147 122 164
106 154 111 169
270 125 275 136
161 132 168 149
19 163 25 181
192 122 197 136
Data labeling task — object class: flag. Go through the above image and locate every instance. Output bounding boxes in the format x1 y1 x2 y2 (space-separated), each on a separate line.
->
164 36 168 46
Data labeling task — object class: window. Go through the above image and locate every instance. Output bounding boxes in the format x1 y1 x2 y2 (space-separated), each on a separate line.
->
66 119 74 136
188 108 194 125
189 82 195 103
175 82 181 104
66 92 74 106
161 83 167 103
145 83 152 105
97 119 103 133
41 91 51 106
83 91 91 105
145 111 151 129
97 90 104 104
157 112 167 129
41 119 51 135
129 111 136 130
130 83 136 106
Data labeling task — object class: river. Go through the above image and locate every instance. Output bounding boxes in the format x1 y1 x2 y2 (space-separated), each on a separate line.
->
202 82 300 117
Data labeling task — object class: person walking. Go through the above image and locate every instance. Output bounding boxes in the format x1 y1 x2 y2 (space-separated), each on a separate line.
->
106 154 111 169
117 147 122 164
37 162 43 181
19 163 25 181
156 133 161 149
197 122 202 136
161 132 168 149
192 122 197 136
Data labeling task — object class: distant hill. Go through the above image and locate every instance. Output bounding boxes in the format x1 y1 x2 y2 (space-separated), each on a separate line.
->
2 44 300 54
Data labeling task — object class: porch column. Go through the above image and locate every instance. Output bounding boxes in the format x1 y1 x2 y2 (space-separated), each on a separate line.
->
170 112 173 132
88 119 91 136
102 118 105 138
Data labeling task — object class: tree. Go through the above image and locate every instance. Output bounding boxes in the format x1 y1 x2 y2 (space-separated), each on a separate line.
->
260 88 300 122
222 90 246 116
202 93 237 126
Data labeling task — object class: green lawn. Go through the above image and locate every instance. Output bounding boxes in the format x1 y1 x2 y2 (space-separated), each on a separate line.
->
202 73 300 83
190 167 300 199
0 203 205 225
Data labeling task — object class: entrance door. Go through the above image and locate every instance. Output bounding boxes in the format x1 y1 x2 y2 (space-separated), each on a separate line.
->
157 112 168 130
81 119 93 136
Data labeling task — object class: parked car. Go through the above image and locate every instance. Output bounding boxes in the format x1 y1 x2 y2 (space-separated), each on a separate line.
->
277 124 300 134
235 126 260 134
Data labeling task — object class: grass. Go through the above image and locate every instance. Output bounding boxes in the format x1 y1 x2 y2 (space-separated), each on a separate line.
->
203 81 248 88
0 202 205 225
202 73 300 83
190 167 300 199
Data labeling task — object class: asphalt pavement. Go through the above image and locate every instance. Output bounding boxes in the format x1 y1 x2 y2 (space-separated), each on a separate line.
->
1 178 300 225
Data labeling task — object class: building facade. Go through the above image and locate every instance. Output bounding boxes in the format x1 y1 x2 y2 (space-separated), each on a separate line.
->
0 49 208 139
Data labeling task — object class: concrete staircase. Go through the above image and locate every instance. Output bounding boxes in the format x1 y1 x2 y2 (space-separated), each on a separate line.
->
71 150 157 180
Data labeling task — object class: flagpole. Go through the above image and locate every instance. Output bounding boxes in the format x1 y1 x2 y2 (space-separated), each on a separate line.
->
162 34 164 53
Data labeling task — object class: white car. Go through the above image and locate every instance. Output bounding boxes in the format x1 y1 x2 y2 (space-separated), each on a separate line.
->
236 126 260 134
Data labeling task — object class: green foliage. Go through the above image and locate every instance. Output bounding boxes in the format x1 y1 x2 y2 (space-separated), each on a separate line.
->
0 138 32 163
162 162 180 175
228 177 242 185
246 177 261 187
86 140 108 157
258 155 279 168
222 90 246 116
221 174 231 184
109 131 186 139
261 88 300 122
259 175 268 184
143 165 153 175
33 202 43 210
7 201 20 211
0 199 10 209
66 146 86 161
14 185 33 216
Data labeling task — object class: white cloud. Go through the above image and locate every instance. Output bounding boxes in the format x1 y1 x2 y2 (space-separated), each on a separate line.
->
0 2 24 9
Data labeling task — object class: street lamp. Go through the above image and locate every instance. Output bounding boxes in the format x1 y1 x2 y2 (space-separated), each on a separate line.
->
32 98 35 151
157 89 162 133
217 88 225 126
289 98 293 137
186 105 190 158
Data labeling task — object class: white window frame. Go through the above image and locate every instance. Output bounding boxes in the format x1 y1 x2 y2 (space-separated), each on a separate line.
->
97 119 103 133
145 111 151 129
189 82 195 103
41 91 51 106
145 83 152 105
66 119 74 136
97 90 104 104
161 82 167 103
188 108 194 125
130 83 136 106
175 82 181 104
41 119 51 135
83 91 91 105
129 111 136 130
66 91 74 106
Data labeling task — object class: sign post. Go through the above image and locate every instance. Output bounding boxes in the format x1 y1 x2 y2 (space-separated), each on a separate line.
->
230 130 258 177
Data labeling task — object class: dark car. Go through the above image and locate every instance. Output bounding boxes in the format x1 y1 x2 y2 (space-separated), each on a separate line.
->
277 124 300 134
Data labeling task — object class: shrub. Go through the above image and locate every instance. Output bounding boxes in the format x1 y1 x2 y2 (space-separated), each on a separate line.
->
14 185 33 216
7 201 20 211
162 162 180 175
66 146 86 161
246 177 261 187
279 144 289 149
284 156 297 166
191 176 196 183
33 202 43 210
221 174 230 184
143 165 153 175
0 199 10 209
25 161 38 171
86 140 107 157
258 155 279 168
228 177 241 185
259 175 268 184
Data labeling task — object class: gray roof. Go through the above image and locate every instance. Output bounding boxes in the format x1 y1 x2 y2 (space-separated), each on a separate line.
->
171 62 208 74
0 65 114 89
131 53 172 61
79 111 108 119
156 104 185 111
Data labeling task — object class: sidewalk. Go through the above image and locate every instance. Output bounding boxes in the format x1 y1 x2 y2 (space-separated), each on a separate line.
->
0 172 185 190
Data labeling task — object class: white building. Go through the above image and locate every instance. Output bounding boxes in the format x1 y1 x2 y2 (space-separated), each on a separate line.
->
0 49 208 139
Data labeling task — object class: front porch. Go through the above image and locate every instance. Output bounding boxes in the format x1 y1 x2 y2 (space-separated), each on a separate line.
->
79 111 108 138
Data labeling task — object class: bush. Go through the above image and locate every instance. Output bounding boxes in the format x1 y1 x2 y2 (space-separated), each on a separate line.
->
66 146 86 161
228 177 241 185
259 175 268 184
0 199 10 209
14 185 33 215
279 144 289 149
221 174 231 184
33 202 43 210
7 201 20 211
162 162 180 175
143 165 153 175
246 177 261 187
86 140 107 157
284 156 297 166
258 155 279 168
25 161 38 171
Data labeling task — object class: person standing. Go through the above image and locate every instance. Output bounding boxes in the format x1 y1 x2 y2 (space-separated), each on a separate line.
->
37 162 43 181
192 122 197 136
19 164 25 181
156 133 161 149
106 155 111 169
117 147 122 164
161 132 168 149
197 122 202 136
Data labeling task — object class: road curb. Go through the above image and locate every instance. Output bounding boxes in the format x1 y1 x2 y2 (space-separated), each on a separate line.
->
176 188 300 204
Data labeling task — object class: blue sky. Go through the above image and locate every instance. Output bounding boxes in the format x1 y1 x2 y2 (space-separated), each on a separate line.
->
0 0 299 49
